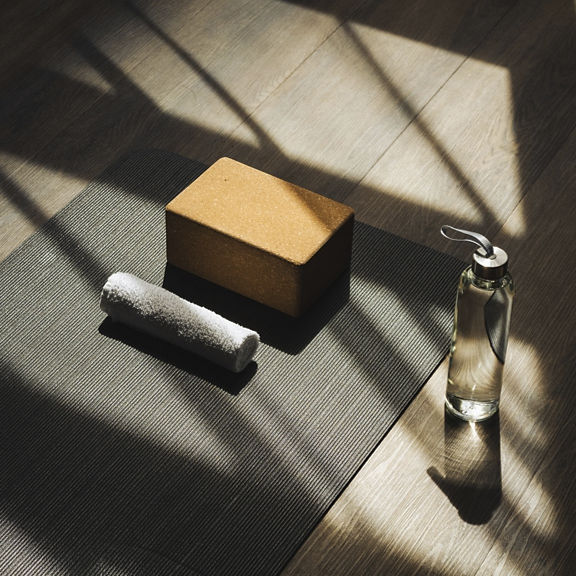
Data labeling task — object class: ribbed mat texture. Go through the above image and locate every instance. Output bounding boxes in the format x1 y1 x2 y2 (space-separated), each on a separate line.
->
0 150 464 575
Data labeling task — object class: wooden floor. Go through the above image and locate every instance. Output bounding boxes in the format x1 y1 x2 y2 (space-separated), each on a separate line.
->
2 0 575 574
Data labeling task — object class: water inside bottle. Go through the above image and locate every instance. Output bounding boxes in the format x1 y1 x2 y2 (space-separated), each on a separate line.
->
445 272 513 422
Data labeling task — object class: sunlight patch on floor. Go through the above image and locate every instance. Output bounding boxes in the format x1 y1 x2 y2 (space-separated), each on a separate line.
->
344 24 524 236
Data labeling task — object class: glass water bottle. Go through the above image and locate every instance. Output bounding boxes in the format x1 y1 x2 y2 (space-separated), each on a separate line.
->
441 226 514 422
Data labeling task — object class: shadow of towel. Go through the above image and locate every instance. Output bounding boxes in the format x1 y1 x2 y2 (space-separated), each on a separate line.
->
98 317 257 395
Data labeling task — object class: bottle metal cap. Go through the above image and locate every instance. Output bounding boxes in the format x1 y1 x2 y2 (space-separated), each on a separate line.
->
472 246 508 280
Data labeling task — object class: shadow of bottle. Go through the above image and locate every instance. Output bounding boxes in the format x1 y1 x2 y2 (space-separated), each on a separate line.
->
428 411 502 525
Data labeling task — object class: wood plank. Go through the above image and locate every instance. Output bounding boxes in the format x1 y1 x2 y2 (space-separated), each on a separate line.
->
282 0 518 56
223 0 517 202
345 0 576 252
0 0 517 259
0 1 211 164
0 0 107 79
135 0 363 164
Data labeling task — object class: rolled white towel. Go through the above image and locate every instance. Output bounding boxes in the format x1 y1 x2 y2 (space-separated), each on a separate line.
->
100 272 260 373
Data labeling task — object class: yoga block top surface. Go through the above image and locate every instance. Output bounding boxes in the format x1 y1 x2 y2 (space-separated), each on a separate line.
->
165 157 355 316
166 157 354 265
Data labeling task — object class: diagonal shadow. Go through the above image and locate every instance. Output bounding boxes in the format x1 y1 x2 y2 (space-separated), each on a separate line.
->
341 21 499 228
0 360 314 575
1 353 466 576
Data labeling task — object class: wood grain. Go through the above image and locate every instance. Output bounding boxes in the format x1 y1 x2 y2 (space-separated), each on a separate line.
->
1 0 575 574
346 0 576 252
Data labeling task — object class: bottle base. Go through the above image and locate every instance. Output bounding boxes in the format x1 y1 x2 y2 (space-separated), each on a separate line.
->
445 394 499 422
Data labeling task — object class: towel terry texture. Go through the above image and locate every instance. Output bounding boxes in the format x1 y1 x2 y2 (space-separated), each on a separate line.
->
100 272 260 373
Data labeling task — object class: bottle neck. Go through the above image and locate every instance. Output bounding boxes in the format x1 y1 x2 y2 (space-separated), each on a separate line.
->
466 266 511 290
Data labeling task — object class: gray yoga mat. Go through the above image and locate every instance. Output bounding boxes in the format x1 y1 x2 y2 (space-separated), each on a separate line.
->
0 150 464 575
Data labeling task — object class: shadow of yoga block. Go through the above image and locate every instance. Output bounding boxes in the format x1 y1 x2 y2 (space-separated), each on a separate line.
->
165 157 355 317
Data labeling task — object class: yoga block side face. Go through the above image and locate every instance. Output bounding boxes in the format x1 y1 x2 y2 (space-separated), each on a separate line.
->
165 157 355 317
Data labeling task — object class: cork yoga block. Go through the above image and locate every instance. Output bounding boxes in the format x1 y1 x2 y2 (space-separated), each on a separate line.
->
165 157 355 317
